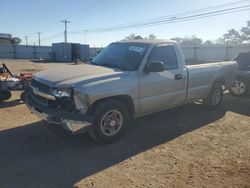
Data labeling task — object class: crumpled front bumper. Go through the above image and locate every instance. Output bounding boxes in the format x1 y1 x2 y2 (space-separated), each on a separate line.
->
24 92 93 133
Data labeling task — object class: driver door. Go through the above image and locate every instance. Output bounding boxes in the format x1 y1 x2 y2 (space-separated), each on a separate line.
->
139 44 187 114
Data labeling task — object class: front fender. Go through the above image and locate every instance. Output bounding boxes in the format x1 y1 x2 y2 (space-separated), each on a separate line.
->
73 72 140 115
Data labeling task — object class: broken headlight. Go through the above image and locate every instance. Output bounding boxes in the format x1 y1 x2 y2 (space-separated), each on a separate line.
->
51 88 72 98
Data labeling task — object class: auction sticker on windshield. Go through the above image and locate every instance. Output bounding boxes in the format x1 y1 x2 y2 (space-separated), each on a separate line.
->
129 46 145 54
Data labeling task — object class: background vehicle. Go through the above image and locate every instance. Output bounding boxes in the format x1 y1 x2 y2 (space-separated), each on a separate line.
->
229 52 250 97
0 63 32 103
24 40 238 143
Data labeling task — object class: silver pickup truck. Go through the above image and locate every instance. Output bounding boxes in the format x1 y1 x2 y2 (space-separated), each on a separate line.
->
24 39 238 143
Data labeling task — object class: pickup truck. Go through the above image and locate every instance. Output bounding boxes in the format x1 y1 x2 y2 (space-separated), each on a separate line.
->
24 40 238 143
229 52 250 97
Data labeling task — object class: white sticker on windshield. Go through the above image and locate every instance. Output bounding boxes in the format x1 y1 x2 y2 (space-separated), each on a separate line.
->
129 46 145 53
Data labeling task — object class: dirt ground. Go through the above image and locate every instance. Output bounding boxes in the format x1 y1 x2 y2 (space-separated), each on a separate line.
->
0 59 250 188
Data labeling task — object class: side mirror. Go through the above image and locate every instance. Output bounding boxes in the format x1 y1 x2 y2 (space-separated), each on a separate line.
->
145 61 165 73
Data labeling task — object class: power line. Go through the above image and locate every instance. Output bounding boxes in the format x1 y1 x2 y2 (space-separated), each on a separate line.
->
28 1 104 44
70 0 250 31
70 4 250 33
67 0 107 20
91 5 250 32
35 0 107 35
69 0 131 23
118 0 250 26
29 0 131 44
40 32 64 42
30 0 250 44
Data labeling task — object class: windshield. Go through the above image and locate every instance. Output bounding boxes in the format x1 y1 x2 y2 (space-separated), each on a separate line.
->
91 43 149 71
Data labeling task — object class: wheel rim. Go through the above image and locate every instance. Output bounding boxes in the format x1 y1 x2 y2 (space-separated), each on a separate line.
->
231 80 246 95
212 89 222 106
100 110 123 136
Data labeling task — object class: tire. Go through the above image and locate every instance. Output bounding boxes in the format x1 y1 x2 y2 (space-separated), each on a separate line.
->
88 99 130 143
2 91 12 100
203 83 223 110
229 78 248 97
0 93 5 103
20 91 26 102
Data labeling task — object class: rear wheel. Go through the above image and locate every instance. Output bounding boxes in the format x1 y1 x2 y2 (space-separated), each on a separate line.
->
203 83 223 110
20 91 26 102
0 91 12 103
88 99 129 143
0 93 5 103
4 91 11 100
229 78 248 97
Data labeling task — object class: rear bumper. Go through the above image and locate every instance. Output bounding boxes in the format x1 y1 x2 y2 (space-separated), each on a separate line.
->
24 92 93 133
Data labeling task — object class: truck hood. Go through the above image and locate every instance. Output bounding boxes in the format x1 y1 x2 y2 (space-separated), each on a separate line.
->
34 64 126 87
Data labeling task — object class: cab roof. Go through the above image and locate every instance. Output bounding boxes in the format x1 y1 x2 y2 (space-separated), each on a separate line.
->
115 39 176 45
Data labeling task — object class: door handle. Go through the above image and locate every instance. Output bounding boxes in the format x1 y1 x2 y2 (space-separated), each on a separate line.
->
175 74 183 80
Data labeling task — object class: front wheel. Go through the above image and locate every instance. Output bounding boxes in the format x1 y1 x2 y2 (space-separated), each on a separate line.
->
203 83 223 110
0 91 12 102
88 99 130 143
229 78 248 97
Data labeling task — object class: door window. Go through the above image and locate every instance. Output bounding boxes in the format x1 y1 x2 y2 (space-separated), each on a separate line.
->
149 45 178 70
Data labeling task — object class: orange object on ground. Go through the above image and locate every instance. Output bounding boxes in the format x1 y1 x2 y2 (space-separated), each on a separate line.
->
0 72 10 80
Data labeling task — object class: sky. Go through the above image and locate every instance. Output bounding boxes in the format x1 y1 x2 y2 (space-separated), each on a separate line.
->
0 0 250 47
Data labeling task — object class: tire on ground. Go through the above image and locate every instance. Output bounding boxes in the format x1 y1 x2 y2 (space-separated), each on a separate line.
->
88 99 130 143
0 91 12 101
0 93 5 103
203 82 223 110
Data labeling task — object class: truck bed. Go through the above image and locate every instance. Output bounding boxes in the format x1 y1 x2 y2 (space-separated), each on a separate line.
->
186 61 238 101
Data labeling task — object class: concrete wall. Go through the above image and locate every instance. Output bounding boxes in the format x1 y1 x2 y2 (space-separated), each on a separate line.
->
0 45 52 59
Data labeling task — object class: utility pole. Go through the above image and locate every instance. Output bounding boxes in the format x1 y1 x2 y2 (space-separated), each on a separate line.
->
25 35 28 45
83 30 88 44
61 19 70 43
36 32 42 46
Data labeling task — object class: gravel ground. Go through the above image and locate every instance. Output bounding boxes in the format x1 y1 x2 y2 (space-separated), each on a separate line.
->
0 59 250 188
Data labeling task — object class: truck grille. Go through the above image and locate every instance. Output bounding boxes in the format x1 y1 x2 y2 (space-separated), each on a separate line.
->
32 94 49 107
31 79 50 93
30 79 75 111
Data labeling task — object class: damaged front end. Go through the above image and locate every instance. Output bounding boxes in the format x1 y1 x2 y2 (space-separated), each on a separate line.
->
24 78 93 134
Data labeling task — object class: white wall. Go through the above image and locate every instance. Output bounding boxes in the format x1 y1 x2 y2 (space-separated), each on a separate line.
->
181 43 250 61
1 43 250 61
0 45 52 59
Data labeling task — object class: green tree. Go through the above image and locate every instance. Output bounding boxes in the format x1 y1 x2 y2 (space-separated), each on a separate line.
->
124 33 143 40
147 34 157 40
170 37 183 44
215 37 225 44
241 20 250 42
134 35 143 39
203 40 213 45
11 37 22 45
188 36 203 46
124 33 136 40
172 36 203 46
223 29 242 44
123 33 156 40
